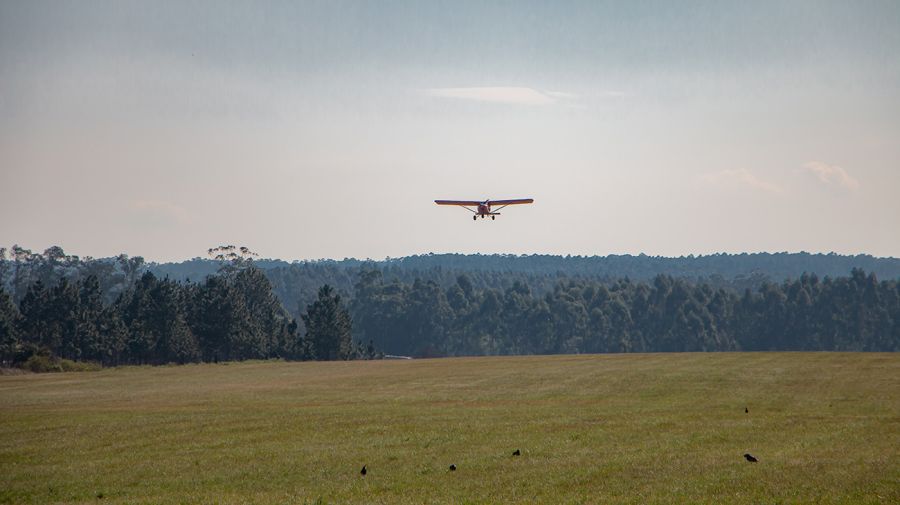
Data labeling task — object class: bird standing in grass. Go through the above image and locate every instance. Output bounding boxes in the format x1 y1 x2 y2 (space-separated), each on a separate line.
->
360 465 367 476
449 464 457 471
512 449 521 456
745 407 749 414
744 453 758 462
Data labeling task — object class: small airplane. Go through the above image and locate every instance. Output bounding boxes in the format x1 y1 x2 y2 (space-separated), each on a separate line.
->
435 198 534 220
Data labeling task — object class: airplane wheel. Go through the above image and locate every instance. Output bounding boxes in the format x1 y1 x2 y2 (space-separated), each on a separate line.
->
491 216 495 220
473 215 477 221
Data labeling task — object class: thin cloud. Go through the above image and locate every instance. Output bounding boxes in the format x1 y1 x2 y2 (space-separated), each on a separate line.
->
545 90 579 99
425 87 558 105
701 168 784 194
802 161 859 191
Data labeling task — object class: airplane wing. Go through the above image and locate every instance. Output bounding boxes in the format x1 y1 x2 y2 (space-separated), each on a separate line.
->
489 198 534 205
435 200 483 206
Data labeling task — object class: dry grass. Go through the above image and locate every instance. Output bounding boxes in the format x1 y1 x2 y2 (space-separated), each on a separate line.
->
1 353 898 504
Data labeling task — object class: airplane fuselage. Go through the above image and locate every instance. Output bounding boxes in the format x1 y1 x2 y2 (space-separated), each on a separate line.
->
476 202 501 219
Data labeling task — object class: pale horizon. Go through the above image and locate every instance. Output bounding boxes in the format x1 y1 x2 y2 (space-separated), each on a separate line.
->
5 243 900 266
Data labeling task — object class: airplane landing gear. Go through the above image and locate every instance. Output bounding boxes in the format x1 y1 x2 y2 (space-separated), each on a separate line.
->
491 216 495 220
473 215 477 221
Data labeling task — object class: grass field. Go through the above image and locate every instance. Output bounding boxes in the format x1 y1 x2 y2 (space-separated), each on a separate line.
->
1 353 898 504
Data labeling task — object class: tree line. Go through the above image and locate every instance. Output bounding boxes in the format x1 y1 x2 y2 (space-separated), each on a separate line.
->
6 245 900 325
351 268 899 356
383 252 900 281
0 263 375 369
1 245 898 369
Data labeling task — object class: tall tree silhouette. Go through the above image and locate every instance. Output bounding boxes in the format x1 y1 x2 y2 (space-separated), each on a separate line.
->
302 285 353 360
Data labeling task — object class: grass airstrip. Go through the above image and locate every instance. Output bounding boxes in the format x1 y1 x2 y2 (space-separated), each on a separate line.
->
1 353 897 504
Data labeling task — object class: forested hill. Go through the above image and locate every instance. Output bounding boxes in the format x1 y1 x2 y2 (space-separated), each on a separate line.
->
364 252 900 280
151 252 900 282
3 249 900 314
154 252 900 318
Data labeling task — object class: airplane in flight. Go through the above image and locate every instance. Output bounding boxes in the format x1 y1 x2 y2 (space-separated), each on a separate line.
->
434 198 534 220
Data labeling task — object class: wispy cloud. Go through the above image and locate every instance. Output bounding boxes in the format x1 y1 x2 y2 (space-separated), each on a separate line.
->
425 87 560 105
802 161 859 191
701 168 784 194
544 90 578 99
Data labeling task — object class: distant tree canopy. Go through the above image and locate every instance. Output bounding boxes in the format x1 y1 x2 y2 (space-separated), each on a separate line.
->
208 244 259 276
0 245 898 368
4 246 900 320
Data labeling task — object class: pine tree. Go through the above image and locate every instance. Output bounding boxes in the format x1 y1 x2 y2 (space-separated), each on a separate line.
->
96 305 128 365
119 272 159 363
232 266 291 358
76 275 103 362
189 275 252 362
302 285 353 360
152 278 198 364
47 279 80 359
0 287 19 364
18 279 48 347
351 272 407 355
405 279 451 357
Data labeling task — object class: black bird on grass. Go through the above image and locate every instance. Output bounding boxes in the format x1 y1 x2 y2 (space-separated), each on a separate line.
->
360 465 367 476
449 464 457 471
512 449 521 456
745 407 749 414
743 453 758 462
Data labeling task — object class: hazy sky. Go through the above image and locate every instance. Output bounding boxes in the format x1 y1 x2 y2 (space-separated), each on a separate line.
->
2 1 899 262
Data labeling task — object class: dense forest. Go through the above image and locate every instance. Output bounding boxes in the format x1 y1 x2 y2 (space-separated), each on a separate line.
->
149 250 900 320
1 245 898 369
4 245 900 314
352 268 898 356
149 251 900 282
0 263 371 370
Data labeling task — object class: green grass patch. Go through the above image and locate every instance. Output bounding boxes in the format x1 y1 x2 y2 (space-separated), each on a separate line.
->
1 353 898 504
